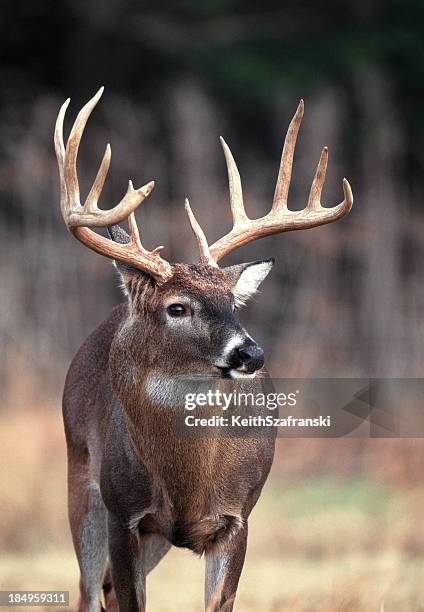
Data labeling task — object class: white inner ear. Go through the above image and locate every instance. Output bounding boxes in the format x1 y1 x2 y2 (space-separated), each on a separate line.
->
232 261 273 308
112 261 130 297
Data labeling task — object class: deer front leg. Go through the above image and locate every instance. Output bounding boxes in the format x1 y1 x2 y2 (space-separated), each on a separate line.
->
102 534 170 612
107 513 146 612
204 525 248 612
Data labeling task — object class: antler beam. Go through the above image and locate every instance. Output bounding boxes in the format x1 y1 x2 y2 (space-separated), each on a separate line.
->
186 100 353 264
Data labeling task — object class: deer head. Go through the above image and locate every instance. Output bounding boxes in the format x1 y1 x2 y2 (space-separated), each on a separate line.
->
54 88 353 380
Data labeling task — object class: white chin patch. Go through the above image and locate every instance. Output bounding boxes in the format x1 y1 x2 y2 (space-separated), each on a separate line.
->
229 369 257 379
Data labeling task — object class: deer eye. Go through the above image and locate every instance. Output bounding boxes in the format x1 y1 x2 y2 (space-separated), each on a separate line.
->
167 303 189 317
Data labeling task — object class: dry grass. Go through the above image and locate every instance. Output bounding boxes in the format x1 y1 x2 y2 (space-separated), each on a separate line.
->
1 409 424 611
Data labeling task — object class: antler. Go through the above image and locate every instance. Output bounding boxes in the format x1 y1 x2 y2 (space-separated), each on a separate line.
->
54 87 173 284
186 99 353 265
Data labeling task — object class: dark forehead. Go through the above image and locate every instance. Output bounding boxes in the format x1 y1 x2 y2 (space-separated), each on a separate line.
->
161 263 231 300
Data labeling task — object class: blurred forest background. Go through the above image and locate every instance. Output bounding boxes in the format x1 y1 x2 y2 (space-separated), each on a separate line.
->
1 1 424 610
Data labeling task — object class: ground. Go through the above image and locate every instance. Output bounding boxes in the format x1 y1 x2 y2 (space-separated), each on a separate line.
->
1 410 424 611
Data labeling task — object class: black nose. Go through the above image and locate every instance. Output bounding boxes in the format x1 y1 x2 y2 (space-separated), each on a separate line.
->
237 344 265 372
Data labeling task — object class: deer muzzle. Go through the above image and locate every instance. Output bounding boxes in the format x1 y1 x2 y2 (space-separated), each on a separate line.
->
223 338 265 377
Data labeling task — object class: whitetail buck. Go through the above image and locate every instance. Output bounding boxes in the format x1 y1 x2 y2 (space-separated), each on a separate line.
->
55 88 353 612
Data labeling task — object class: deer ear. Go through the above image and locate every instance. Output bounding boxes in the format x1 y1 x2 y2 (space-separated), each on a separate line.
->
107 224 149 293
108 223 131 245
223 258 274 308
107 224 132 277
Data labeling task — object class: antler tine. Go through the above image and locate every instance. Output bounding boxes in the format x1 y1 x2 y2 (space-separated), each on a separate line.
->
85 143 111 213
65 86 104 211
219 137 249 228
54 89 174 285
272 99 304 212
307 146 328 210
54 97 71 219
184 198 216 266
341 178 354 215
307 146 353 219
127 210 143 251
126 207 165 256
